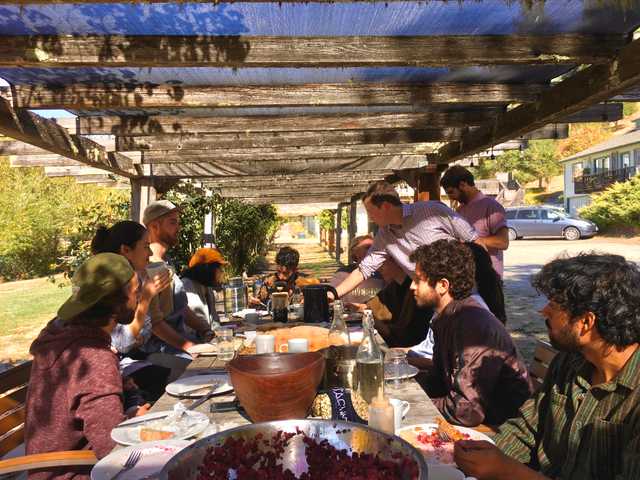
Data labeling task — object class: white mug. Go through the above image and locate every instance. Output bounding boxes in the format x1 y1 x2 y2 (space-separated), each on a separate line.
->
280 338 308 353
389 398 410 433
255 334 275 354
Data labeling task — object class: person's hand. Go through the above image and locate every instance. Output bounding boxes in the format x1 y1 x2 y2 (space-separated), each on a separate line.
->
141 270 171 303
248 295 264 307
454 440 516 479
134 403 152 417
345 302 367 312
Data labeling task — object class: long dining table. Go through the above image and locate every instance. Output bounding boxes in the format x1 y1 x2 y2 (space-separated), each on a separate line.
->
151 354 442 433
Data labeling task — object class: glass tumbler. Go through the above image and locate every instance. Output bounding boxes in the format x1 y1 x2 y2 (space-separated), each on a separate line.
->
216 328 235 361
385 348 408 386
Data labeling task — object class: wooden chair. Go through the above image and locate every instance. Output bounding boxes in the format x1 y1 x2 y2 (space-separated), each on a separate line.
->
529 340 558 391
0 362 97 477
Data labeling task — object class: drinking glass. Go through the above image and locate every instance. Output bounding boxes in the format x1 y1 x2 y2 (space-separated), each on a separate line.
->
385 348 408 386
216 328 235 361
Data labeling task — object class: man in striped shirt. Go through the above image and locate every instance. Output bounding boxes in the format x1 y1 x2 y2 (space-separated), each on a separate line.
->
454 253 640 480
334 181 478 299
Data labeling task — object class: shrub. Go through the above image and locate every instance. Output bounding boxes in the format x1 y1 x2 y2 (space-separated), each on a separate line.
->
164 184 281 276
214 198 281 276
0 157 129 281
580 176 640 234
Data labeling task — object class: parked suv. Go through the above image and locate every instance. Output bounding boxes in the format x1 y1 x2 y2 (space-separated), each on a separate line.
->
505 206 598 241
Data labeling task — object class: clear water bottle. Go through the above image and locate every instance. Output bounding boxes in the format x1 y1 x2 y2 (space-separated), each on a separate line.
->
328 300 351 346
355 310 384 403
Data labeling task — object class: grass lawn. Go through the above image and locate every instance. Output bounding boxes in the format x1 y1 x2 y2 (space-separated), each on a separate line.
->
0 276 70 362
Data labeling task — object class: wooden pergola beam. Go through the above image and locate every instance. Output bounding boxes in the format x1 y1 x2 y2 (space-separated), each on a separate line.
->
58 111 496 135
435 38 640 164
215 185 367 197
149 155 424 176
563 103 623 123
0 96 135 177
9 155 83 167
9 83 544 110
228 194 354 204
0 34 623 68
115 128 460 151
131 143 431 163
202 171 391 188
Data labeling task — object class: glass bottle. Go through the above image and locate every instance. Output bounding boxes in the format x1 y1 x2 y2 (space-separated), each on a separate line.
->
355 309 384 403
328 300 351 346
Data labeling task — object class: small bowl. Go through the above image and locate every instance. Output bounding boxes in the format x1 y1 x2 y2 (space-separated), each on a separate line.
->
226 352 325 422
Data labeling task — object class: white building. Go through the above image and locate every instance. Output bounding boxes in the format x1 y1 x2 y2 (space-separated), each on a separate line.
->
560 130 640 215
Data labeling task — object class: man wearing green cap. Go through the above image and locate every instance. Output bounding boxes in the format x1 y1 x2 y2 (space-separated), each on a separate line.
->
25 253 141 480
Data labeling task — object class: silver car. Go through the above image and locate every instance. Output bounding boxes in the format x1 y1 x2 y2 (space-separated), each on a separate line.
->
505 206 598 241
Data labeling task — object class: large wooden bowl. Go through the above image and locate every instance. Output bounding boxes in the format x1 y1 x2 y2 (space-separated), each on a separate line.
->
227 352 325 422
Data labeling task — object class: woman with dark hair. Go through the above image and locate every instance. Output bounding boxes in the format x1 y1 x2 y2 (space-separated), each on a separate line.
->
181 248 227 329
91 221 172 403
465 242 507 325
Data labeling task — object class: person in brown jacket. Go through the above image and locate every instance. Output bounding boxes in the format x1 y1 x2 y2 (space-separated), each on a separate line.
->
25 253 140 480
410 240 532 427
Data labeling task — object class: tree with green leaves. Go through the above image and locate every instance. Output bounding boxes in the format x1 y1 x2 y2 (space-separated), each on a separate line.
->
471 140 561 191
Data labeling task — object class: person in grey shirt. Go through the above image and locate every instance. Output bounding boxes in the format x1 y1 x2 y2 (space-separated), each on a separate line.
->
335 181 478 299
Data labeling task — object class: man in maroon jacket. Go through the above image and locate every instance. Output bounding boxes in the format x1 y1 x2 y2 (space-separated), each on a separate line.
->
25 253 139 480
410 240 532 427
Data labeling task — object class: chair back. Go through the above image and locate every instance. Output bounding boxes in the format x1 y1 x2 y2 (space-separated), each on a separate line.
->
0 362 32 457
529 341 558 391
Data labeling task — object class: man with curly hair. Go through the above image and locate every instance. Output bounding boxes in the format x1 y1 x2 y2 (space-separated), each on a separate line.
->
455 253 640 480
410 240 531 427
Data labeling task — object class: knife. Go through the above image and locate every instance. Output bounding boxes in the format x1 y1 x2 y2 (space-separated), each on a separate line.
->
187 383 222 411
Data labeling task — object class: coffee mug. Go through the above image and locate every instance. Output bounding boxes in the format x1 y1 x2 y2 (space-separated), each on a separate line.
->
279 338 309 353
389 398 410 433
255 334 275 354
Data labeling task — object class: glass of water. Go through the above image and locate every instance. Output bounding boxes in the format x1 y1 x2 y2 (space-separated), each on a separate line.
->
385 348 408 386
216 328 235 361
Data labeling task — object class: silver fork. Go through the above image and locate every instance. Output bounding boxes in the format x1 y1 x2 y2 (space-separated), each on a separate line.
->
112 449 143 479
437 429 453 442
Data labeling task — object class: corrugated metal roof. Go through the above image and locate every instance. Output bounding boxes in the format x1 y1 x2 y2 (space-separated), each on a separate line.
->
0 65 572 87
561 129 640 163
0 1 638 88
1 2 639 36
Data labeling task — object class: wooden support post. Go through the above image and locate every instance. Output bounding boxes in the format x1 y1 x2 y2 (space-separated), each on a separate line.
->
415 171 441 202
130 178 157 224
335 207 343 264
203 189 215 247
348 196 358 264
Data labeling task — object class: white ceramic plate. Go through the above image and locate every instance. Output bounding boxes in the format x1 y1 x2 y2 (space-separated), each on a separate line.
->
428 464 466 480
92 440 190 480
165 373 233 398
397 423 494 466
186 343 218 356
232 308 269 319
384 363 419 381
110 411 209 446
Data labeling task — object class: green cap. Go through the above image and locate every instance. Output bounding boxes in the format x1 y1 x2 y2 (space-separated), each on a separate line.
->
58 253 135 322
